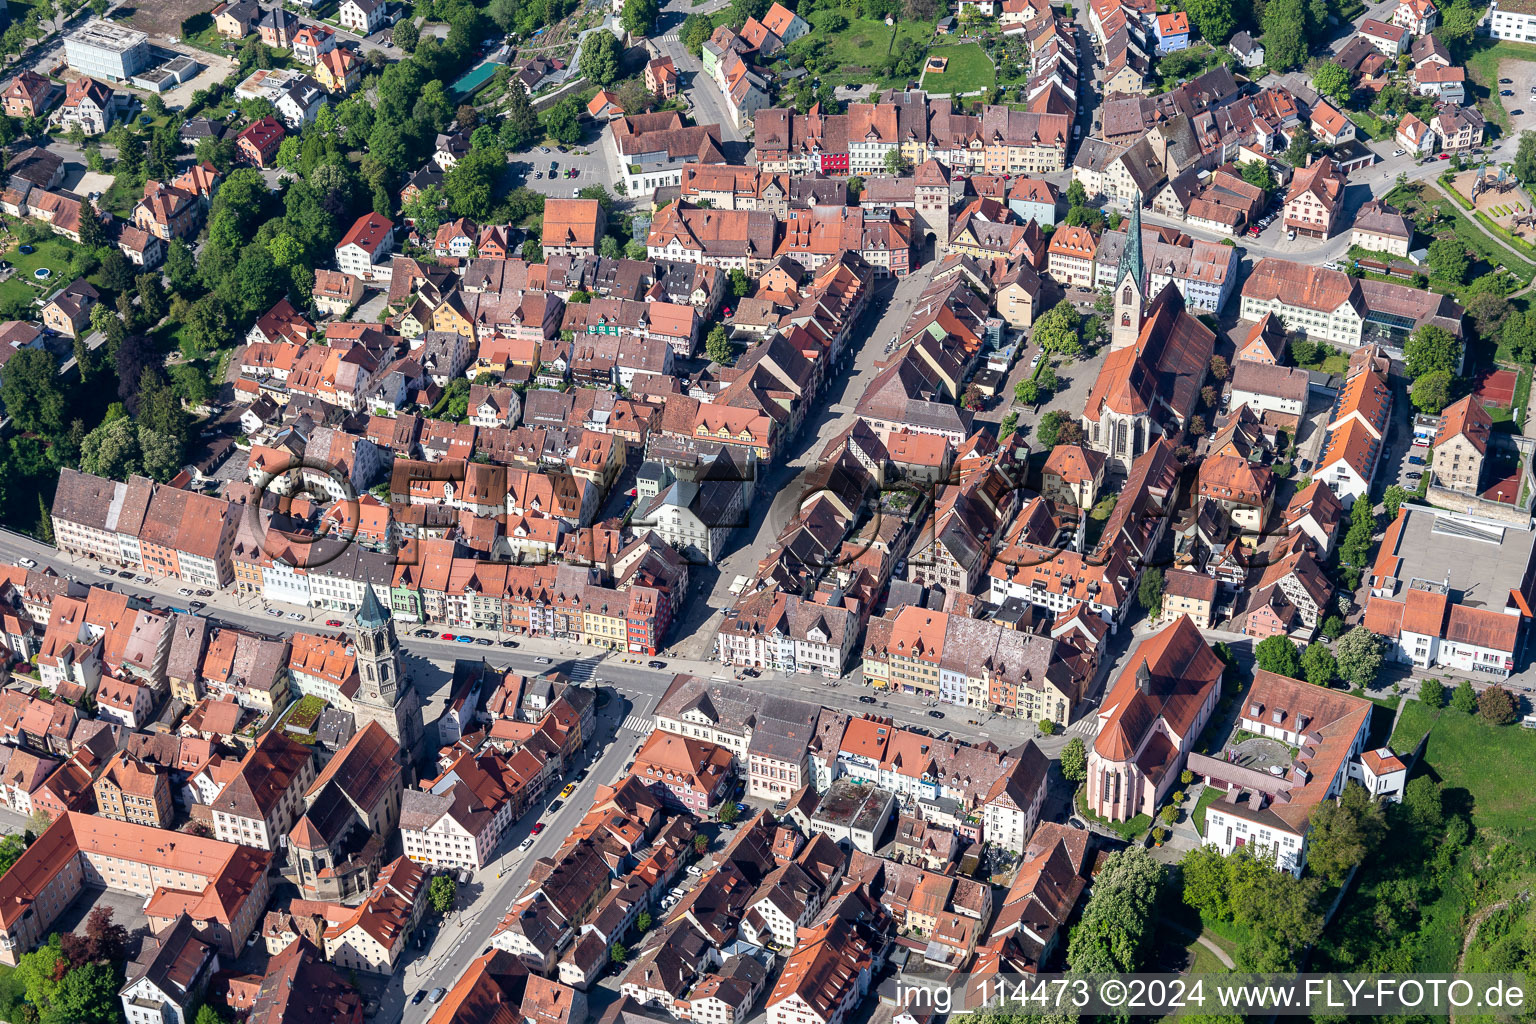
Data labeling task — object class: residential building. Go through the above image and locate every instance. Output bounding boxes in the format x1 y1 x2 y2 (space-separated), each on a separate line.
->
118 914 221 1024
1432 395 1492 495
336 212 395 281
1283 156 1345 239
627 729 733 812
543 199 607 259
95 752 174 828
1350 200 1414 256
339 0 387 34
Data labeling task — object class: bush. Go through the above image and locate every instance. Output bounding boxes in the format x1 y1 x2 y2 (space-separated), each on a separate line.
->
1418 677 1446 709
1479 684 1518 725
1038 719 1057 736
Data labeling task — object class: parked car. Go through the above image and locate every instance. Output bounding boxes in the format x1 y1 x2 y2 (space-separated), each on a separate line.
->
430 988 447 1004
134 575 151 584
501 639 520 647
1406 471 1423 480
412 991 428 1005
927 710 945 719
456 635 474 644
560 783 577 799
441 632 457 640
267 609 284 618
548 799 564 812
859 694 877 704
519 836 536 851
475 637 493 645
648 659 667 669
287 612 305 621
177 587 193 596
325 619 343 626
97 566 114 575
531 822 546 835
536 656 553 664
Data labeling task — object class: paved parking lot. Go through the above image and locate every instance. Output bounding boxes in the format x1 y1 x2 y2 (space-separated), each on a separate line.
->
512 142 617 201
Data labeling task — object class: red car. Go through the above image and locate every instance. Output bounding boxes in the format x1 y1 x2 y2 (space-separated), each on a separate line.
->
1438 153 1451 160
531 822 546 835
325 619 343 627
441 632 456 641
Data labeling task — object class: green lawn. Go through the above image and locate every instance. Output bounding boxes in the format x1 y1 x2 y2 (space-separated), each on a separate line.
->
1391 700 1536 848
1191 785 1224 836
1074 786 1151 840
1292 348 1350 375
793 10 936 87
922 43 995 96
0 235 81 312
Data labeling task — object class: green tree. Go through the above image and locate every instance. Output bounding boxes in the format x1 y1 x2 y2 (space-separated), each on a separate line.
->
1334 627 1383 690
1516 130 1536 185
1255 635 1302 678
1066 847 1163 977
429 874 457 914
611 941 629 964
1382 484 1409 520
403 184 448 238
1466 291 1513 340
194 1005 231 1024
1034 302 1083 358
1306 782 1386 882
522 239 544 262
79 417 139 479
1 347 66 435
166 239 198 294
1035 409 1068 447
444 148 506 221
1284 127 1314 168
705 325 734 365
1410 368 1453 415
1239 159 1276 194
884 149 914 176
1417 677 1446 709
77 208 107 250
1503 309 1536 363
621 0 660 37
718 800 740 824
1479 684 1518 725
1262 0 1308 71
636 909 652 933
545 96 584 145
393 16 421 50
1404 324 1460 379
1451 679 1479 713
1438 0 1479 46
1060 736 1087 783
580 31 622 87
1182 0 1236 42
501 83 541 152
1300 641 1337 687
1426 238 1470 285
729 269 751 299
1312 62 1352 104
681 13 713 54
1138 566 1164 619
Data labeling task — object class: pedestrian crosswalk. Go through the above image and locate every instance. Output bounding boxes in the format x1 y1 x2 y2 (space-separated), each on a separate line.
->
620 714 654 733
659 32 680 40
1066 716 1099 736
566 661 599 682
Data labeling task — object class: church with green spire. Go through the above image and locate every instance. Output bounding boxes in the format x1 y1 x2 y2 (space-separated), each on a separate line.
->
1111 195 1147 351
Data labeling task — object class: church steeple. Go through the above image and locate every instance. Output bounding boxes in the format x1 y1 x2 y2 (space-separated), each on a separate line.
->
1116 193 1145 293
1110 192 1147 352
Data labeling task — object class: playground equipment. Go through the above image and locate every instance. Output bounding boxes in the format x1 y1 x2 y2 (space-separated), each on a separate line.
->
1473 163 1520 199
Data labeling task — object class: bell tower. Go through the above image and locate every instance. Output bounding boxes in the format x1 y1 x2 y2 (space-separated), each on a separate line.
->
1111 193 1147 352
349 586 423 759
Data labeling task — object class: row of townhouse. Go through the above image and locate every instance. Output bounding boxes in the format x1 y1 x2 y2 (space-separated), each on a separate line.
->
754 93 1071 177
860 605 1094 727
51 470 242 589
383 540 688 655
